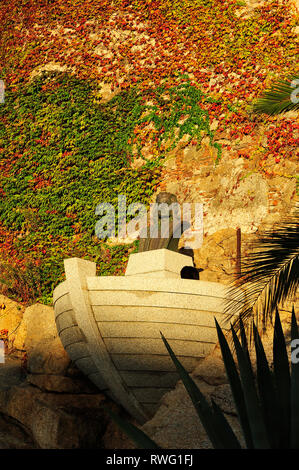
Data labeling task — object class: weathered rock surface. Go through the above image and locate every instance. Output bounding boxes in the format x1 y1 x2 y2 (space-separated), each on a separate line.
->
0 383 107 448
14 302 71 375
193 227 253 283
140 346 238 448
15 302 57 348
0 413 36 449
0 361 133 448
26 335 70 375
0 357 26 391
0 301 133 448
0 295 24 346
27 373 98 394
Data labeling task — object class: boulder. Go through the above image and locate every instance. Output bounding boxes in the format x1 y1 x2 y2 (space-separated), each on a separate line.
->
192 355 227 386
0 299 136 449
0 383 117 448
27 336 70 375
17 303 57 349
0 295 24 347
27 373 98 394
14 303 71 375
0 357 26 391
141 379 216 449
0 413 36 449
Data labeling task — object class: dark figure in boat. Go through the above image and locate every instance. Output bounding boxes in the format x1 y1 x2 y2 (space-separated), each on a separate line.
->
138 192 204 279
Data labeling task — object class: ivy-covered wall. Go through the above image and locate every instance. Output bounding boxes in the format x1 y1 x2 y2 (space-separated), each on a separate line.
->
0 0 297 304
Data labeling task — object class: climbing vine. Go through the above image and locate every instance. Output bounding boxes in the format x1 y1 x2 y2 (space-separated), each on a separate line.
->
0 0 297 304
134 76 222 163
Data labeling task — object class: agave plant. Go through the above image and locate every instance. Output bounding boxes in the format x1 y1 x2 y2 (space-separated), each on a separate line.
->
253 74 299 115
226 208 299 331
106 307 299 449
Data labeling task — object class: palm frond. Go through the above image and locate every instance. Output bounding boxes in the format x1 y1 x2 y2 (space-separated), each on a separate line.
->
253 74 299 116
225 207 299 331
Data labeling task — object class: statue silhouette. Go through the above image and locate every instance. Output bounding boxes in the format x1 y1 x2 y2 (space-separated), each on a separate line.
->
138 192 203 279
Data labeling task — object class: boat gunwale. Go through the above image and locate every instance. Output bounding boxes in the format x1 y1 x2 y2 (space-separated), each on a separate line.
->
86 276 236 298
53 281 68 304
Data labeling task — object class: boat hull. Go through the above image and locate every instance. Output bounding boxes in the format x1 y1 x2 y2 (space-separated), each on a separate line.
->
53 257 243 423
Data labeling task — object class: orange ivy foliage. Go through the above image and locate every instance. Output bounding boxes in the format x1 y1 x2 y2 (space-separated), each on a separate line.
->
0 0 298 304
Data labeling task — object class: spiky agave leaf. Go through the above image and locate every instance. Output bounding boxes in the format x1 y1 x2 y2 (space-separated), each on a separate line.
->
215 318 254 448
252 322 279 448
273 308 291 448
291 306 299 448
253 74 299 115
103 311 299 449
225 207 299 331
160 332 241 449
231 325 270 448
103 406 160 449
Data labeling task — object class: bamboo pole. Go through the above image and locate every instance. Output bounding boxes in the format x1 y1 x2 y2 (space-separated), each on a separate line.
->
236 227 241 279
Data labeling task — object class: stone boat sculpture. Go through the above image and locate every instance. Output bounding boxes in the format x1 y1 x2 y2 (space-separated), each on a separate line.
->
53 248 244 424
